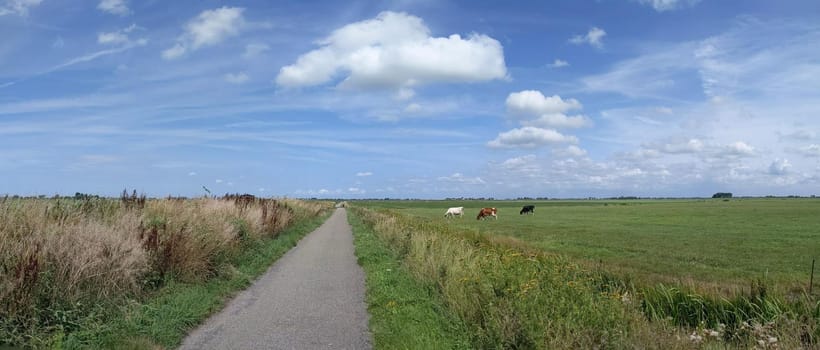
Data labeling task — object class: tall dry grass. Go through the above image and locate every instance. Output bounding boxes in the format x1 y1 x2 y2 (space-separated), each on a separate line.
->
352 207 691 349
0 195 330 343
353 206 819 349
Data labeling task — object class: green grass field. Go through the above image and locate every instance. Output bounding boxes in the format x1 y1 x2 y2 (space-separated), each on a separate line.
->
358 198 820 294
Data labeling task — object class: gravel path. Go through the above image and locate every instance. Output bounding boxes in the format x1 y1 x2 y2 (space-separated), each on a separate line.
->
179 208 372 350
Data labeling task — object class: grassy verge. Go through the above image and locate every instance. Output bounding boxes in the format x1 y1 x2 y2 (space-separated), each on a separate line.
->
352 205 818 349
348 209 472 349
71 212 331 349
358 198 820 295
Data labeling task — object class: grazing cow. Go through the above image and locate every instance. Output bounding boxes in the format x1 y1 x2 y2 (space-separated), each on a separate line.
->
520 205 535 215
444 206 464 218
476 207 497 220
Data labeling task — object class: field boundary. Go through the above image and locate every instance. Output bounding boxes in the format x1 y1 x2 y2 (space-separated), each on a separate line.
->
348 209 472 349
351 205 819 348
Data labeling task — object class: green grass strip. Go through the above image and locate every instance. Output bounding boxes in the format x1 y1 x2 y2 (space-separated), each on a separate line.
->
348 210 472 350
61 213 331 349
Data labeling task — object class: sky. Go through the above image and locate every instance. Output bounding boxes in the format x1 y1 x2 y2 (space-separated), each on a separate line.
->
1 0 819 199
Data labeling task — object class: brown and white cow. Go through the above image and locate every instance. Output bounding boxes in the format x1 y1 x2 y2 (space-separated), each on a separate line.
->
476 207 497 220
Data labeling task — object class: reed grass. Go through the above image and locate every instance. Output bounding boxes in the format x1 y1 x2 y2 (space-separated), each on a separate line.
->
0 195 330 347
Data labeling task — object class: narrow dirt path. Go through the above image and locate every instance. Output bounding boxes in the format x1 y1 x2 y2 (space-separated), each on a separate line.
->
179 208 372 350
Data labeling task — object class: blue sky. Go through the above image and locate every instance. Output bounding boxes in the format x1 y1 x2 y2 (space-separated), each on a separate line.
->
2 0 819 198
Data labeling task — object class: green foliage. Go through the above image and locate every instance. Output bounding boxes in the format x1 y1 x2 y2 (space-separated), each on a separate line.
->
351 207 687 349
360 198 820 294
348 211 472 350
355 199 820 348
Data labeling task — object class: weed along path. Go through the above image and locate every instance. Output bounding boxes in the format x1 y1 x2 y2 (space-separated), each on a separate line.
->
179 208 372 350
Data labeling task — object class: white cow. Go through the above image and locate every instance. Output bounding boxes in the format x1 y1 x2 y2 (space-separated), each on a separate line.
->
444 206 464 219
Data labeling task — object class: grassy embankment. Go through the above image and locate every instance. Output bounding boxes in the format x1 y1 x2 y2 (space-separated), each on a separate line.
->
0 196 331 349
361 198 820 295
348 210 472 350
351 200 819 349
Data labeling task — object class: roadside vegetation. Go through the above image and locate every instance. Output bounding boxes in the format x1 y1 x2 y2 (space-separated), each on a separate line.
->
351 202 819 349
348 211 472 349
0 193 331 348
361 198 820 296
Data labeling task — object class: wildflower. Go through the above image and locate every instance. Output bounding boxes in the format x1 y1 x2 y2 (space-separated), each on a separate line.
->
707 330 719 338
758 340 766 347
689 332 703 344
620 291 631 303
768 336 777 344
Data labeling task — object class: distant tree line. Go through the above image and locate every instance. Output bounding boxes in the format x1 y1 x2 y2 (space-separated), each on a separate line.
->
712 192 733 199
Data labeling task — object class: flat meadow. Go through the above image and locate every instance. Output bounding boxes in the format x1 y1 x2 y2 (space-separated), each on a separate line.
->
352 198 820 348
359 198 820 295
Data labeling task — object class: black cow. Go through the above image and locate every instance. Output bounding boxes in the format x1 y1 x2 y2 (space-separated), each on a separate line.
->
520 205 535 215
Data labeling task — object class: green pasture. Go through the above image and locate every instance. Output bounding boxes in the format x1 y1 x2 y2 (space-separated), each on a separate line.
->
357 198 820 294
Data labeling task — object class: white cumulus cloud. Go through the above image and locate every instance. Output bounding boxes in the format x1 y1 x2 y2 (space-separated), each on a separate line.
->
97 0 128 16
557 145 588 157
570 27 606 48
798 144 820 157
275 11 507 93
722 141 755 156
488 127 578 149
506 90 591 129
507 90 581 115
356 171 373 177
768 158 791 175
162 7 245 60
657 138 704 154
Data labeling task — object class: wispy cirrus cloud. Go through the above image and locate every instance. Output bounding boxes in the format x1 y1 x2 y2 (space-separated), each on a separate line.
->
162 7 246 60
437 172 485 185
569 27 606 48
98 24 141 45
224 72 249 84
634 0 702 12
97 0 129 16
0 0 42 17
548 59 569 68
